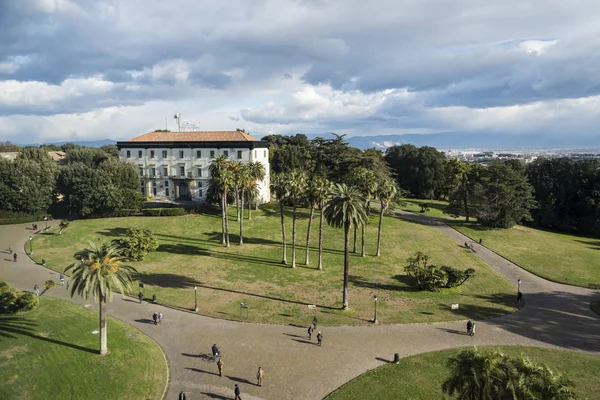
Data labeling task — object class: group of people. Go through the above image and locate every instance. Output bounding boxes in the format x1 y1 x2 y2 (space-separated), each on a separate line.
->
211 343 264 400
152 311 163 325
307 316 323 346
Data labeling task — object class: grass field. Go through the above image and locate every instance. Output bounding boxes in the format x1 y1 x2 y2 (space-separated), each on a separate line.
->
31 204 515 325
0 297 167 400
397 198 455 219
448 220 600 288
325 346 600 400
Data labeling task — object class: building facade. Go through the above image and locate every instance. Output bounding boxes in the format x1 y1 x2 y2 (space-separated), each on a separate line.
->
116 130 270 203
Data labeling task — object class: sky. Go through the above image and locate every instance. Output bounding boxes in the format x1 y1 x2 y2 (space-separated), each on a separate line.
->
1 0 600 144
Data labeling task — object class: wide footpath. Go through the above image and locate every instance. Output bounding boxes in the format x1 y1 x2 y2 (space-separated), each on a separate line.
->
1 211 599 400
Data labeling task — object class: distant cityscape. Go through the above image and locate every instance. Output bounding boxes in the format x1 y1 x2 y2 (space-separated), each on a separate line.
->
443 148 600 163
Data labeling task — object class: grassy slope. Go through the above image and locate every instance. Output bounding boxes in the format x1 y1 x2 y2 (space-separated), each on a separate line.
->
398 198 456 219
0 297 167 400
31 204 515 325
449 220 600 287
326 346 600 400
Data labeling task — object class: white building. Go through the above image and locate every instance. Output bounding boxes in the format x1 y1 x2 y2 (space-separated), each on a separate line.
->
117 130 270 203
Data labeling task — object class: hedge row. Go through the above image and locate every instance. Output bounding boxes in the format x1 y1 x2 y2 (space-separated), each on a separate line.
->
142 208 186 216
0 212 48 226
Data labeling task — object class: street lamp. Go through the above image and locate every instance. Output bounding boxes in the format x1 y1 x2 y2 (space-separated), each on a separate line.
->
194 285 198 312
372 295 378 324
44 216 48 230
29 236 33 255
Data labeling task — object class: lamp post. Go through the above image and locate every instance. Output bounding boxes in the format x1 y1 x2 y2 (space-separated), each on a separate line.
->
44 216 48 230
29 236 33 255
372 295 378 324
194 285 198 312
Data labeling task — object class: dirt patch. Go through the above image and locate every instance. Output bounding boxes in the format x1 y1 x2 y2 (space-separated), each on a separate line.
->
36 331 51 338
0 345 29 360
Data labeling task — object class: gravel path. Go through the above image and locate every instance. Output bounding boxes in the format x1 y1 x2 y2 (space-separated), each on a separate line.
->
1 215 599 400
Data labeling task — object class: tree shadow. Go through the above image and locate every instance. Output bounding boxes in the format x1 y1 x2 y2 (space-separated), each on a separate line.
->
0 315 98 354
348 274 420 293
573 239 600 251
96 227 129 237
226 375 254 385
446 220 497 232
135 273 200 289
185 367 219 376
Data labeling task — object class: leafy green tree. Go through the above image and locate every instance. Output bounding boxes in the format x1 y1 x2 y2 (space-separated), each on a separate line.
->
0 281 40 314
116 228 159 261
404 252 474 291
100 144 119 158
324 184 367 310
65 241 137 355
448 162 480 222
0 141 20 152
288 169 307 268
376 178 397 257
271 173 290 264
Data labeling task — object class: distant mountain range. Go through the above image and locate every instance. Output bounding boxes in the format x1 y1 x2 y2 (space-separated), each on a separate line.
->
26 139 117 148
24 132 600 151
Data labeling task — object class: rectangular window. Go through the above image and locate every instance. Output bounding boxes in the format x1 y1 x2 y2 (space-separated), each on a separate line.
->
150 167 156 177
139 167 144 177
197 168 202 177
150 150 155 158
179 150 184 158
196 150 202 158
164 181 168 187
162 150 168 158
153 187 157 196
126 150 131 158
210 150 215 158
138 150 142 158
237 150 243 159
198 181 203 188
165 188 170 197
163 167 168 176
179 166 185 177
223 150 229 157
198 189 203 197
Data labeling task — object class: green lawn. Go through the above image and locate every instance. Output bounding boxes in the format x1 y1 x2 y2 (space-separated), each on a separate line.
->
448 220 600 288
398 198 458 219
31 204 515 325
0 297 167 400
326 346 600 400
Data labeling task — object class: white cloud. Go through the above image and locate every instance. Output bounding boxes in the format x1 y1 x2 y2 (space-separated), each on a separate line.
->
518 39 559 55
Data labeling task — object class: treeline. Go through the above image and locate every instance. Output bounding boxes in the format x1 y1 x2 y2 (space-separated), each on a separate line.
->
0 145 142 218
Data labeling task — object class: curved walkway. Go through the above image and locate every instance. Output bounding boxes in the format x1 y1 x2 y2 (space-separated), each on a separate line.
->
1 215 599 400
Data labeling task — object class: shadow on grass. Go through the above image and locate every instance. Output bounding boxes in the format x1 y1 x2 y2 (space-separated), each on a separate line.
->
436 293 516 320
348 274 420 293
573 239 600 251
0 315 98 355
135 273 200 289
97 227 129 237
447 220 497 232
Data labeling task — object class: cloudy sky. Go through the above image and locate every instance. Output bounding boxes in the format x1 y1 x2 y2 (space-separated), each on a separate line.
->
1 0 600 144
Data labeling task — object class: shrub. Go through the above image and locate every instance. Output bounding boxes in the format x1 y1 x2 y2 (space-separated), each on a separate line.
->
115 228 159 261
404 252 475 292
0 281 40 314
14 292 39 313
419 202 431 213
106 209 141 218
440 266 476 288
141 207 186 216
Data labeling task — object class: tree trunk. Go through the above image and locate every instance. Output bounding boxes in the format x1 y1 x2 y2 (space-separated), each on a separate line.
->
99 296 107 355
305 205 315 265
318 206 324 270
221 194 226 246
235 184 240 221
353 225 357 253
376 205 384 257
292 202 297 268
361 223 366 257
343 221 350 310
248 197 252 220
463 191 470 222
279 201 287 264
239 193 244 245
224 200 230 247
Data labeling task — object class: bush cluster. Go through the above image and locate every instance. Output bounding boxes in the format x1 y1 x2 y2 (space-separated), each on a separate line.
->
141 207 186 216
0 281 40 314
115 228 159 261
404 252 475 292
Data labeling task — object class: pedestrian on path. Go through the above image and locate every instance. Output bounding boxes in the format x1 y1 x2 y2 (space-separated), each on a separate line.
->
138 291 143 304
234 384 242 400
256 366 264 387
217 357 224 377
317 331 323 346
152 312 158 325
59 273 65 285
308 325 313 340
158 312 163 324
34 284 40 297
312 316 318 331
13 253 17 262
466 320 473 336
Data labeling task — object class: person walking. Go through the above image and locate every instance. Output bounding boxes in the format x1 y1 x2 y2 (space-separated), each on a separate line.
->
317 331 323 346
59 273 65 285
158 312 163 324
217 357 224 377
466 320 473 336
34 284 40 297
312 316 318 331
256 366 264 387
212 343 220 360
138 291 143 304
152 312 158 325
13 253 17 262
234 384 242 400
308 325 313 340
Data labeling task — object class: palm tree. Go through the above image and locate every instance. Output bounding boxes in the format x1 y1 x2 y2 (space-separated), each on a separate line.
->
229 161 243 221
354 167 377 257
271 173 289 264
442 348 502 400
65 241 137 355
237 165 253 245
245 182 260 220
209 156 232 246
375 179 397 257
40 279 56 296
288 169 307 268
324 184 367 310
248 161 266 210
305 177 332 269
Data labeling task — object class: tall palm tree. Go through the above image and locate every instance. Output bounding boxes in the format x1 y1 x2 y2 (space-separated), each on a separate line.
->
229 161 243 221
209 155 230 246
65 241 137 355
314 177 332 270
376 179 397 257
245 182 260 220
304 177 318 266
324 184 367 310
248 161 266 210
271 173 289 264
354 167 377 257
288 169 307 268
237 165 253 245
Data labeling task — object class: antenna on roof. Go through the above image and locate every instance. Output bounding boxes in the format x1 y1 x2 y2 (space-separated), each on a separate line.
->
165 117 168 131
173 112 181 132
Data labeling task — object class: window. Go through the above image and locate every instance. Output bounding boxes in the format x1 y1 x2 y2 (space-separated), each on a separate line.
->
198 189 203 197
237 150 243 159
150 167 156 177
210 150 215 158
197 168 202 177
139 167 144 177
153 187 157 196
164 181 168 187
152 181 156 187
179 166 185 177
163 167 168 176
138 150 142 158
198 181 203 188
179 150 184 158
196 150 202 158
150 150 155 158
223 150 229 157
126 150 131 158
165 188 170 196
162 150 168 158
141 186 145 195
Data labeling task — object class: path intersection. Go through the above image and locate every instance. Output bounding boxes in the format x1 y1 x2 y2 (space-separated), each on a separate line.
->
1 211 598 399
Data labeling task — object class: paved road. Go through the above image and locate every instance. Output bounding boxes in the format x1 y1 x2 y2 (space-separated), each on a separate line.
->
1 215 599 400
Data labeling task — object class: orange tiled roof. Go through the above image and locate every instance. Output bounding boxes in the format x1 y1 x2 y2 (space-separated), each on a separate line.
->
127 131 260 142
